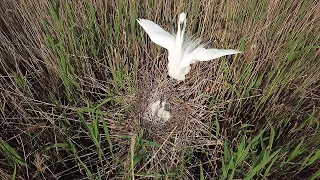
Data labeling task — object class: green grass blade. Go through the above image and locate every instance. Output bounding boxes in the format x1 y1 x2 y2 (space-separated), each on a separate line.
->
310 169 320 180
0 138 26 166
287 138 305 162
245 148 281 180
200 164 204 180
102 120 114 157
11 164 16 180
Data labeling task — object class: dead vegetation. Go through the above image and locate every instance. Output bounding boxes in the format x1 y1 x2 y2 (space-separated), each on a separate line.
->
0 0 319 179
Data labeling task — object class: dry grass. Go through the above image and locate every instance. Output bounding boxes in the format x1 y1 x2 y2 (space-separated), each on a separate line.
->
0 0 319 179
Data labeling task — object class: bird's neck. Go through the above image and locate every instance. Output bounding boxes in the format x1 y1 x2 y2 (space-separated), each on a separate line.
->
176 20 186 48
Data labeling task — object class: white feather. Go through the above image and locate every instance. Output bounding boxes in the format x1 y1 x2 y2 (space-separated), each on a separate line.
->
136 19 175 52
180 48 242 69
137 13 243 81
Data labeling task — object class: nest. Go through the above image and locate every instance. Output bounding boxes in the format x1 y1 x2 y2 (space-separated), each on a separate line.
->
130 60 223 173
136 73 187 134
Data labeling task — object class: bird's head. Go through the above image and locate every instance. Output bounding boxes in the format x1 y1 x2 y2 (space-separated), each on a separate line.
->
179 12 186 23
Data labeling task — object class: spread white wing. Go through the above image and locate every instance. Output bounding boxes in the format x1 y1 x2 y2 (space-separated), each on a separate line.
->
181 47 242 68
137 19 175 52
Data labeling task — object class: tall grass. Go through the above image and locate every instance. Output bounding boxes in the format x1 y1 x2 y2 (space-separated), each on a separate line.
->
0 0 319 179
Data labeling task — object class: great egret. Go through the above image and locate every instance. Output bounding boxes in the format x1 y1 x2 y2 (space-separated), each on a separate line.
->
137 12 242 81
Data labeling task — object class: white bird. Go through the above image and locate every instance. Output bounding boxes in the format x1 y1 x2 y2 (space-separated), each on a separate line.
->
137 12 242 81
150 100 171 121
